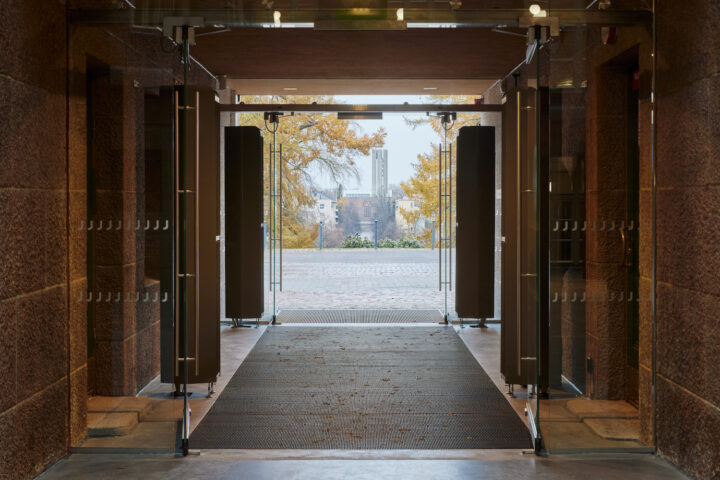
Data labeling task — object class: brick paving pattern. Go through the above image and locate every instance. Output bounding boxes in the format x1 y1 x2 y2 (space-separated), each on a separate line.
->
269 249 456 310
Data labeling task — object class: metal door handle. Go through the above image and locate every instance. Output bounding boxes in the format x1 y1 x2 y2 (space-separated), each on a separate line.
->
620 228 632 267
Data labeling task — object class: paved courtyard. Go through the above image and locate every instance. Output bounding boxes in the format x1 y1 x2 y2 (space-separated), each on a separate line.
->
269 248 456 310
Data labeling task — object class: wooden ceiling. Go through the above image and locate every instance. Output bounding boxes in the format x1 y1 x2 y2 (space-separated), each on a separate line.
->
191 27 527 92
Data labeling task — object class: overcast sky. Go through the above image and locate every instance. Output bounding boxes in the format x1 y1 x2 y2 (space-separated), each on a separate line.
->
309 95 441 195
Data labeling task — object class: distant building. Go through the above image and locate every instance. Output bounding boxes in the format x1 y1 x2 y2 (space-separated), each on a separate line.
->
395 197 425 235
371 149 388 198
302 191 337 226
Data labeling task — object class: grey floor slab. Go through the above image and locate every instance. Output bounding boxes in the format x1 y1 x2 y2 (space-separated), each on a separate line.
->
41 453 688 480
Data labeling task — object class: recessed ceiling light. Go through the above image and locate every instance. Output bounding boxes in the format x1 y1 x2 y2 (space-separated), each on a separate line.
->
423 87 437 90
283 87 297 91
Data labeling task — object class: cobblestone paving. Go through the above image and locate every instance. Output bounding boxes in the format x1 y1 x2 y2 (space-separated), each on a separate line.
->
268 249 456 310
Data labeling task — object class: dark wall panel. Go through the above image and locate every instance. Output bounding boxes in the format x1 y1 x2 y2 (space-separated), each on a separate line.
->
455 126 495 319
225 126 264 319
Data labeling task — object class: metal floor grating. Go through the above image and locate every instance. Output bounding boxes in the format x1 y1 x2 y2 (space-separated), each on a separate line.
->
277 309 445 324
190 326 531 450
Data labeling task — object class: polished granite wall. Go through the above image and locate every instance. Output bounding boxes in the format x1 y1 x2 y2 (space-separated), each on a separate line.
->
0 2 216 478
653 1 720 479
0 1 71 478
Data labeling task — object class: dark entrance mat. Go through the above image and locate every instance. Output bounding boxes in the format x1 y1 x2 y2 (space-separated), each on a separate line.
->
277 309 444 324
190 326 531 449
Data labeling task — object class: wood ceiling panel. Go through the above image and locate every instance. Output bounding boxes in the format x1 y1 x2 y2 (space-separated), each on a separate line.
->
191 27 526 80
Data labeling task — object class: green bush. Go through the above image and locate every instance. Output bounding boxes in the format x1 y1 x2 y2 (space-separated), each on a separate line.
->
379 238 397 248
342 233 373 248
342 234 423 248
396 236 423 248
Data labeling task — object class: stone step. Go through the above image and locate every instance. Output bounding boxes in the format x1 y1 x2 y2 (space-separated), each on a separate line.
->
87 412 138 437
585 418 641 441
566 399 639 420
88 396 153 422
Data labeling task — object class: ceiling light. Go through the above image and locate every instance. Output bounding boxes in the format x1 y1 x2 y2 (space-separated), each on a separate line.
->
283 87 297 91
529 4 542 15
423 87 437 90
396 8 404 21
273 10 281 26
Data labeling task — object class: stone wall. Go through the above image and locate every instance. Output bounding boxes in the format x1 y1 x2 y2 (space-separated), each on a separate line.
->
0 1 71 478
1 3 216 478
654 1 720 478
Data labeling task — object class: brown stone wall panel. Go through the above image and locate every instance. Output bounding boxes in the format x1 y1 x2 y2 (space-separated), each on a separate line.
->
0 0 67 93
94 339 136 396
638 188 652 278
0 189 48 300
69 278 88 372
638 364 653 445
44 190 68 289
93 264 137 342
585 334 598 397
637 99 651 190
656 76 720 189
135 191 146 286
16 286 68 402
656 0 720 96
706 314 720 412
657 186 720 297
657 376 720 480
0 299 17 413
585 115 628 192
137 278 161 333
135 324 158 390
69 366 88 446
92 114 126 192
638 276 652 369
0 379 69 480
124 335 138 394
656 282 718 401
122 81 138 194
0 76 67 191
69 191 87 281
606 345 626 400
590 68 629 120
584 190 626 236
68 96 88 192
93 190 135 266
585 262 627 339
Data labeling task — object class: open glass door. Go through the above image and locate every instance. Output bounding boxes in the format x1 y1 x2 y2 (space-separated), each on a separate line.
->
438 113 455 323
535 6 655 453
266 114 283 322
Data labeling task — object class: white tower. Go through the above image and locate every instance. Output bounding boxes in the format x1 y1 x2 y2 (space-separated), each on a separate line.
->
371 149 388 197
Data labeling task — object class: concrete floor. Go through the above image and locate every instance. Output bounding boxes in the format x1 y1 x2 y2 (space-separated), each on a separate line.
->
41 451 687 479
53 323 689 479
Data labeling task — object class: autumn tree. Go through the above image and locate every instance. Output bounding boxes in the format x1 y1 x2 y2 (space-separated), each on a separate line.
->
236 96 386 247
400 95 496 246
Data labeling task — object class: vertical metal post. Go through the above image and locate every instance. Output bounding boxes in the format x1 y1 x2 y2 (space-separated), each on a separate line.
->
374 219 378 249
438 144 442 292
431 220 435 250
179 25 190 457
449 143 453 291
319 221 324 250
279 144 283 292
444 142 448 317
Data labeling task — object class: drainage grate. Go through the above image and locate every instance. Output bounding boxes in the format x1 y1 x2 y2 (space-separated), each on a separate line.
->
277 309 444 324
190 326 531 450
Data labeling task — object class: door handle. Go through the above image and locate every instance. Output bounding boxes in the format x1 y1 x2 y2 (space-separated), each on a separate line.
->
620 228 633 267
